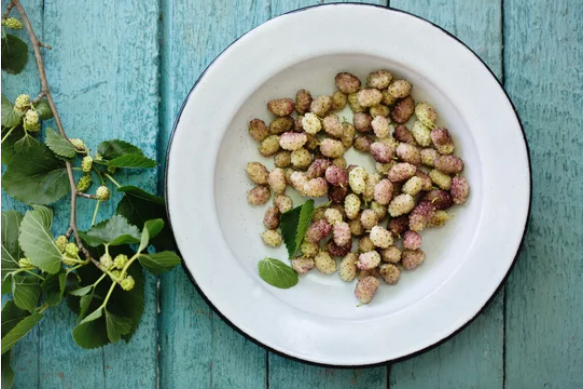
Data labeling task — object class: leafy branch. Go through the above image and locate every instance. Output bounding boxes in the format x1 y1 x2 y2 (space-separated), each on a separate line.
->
1 1 180 387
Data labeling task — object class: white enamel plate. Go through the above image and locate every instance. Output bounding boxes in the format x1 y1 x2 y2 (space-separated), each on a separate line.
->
166 4 530 366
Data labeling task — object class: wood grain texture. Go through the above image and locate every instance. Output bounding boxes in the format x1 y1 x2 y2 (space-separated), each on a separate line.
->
1 0 160 387
388 1 505 388
504 0 583 387
1 1 43 387
158 1 269 388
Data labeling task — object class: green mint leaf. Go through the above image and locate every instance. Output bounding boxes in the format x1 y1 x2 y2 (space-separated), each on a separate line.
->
1 94 21 128
138 251 180 275
1 142 70 205
97 139 143 160
79 215 141 247
279 199 315 258
68 285 92 297
1 35 29 75
1 211 23 287
12 275 41 312
258 257 298 289
1 127 24 165
45 127 76 158
105 154 156 169
115 186 174 250
2 351 15 389
18 205 62 274
0 312 42 355
104 310 132 343
33 98 53 120
138 219 164 253
41 272 66 306
1 301 29 337
13 133 39 155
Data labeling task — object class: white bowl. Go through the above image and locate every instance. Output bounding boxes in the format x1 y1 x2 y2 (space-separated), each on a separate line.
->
165 4 530 366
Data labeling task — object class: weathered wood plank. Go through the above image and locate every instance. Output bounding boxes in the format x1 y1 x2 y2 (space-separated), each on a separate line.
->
388 1 504 388
0 0 162 387
504 0 583 387
1 1 43 386
158 1 269 388
265 2 388 389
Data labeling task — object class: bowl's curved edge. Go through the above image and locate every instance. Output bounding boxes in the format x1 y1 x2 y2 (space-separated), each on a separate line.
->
164 2 533 368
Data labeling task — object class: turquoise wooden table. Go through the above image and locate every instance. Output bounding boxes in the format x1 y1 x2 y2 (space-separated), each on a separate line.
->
2 0 582 387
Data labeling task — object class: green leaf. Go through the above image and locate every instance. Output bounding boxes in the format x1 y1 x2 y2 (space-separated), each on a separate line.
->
1 94 21 128
1 211 23 287
33 99 53 120
79 293 95 320
72 307 108 349
105 154 156 169
97 139 143 160
1 312 42 355
1 301 29 337
115 186 174 250
12 275 41 312
110 262 143 341
80 215 141 247
1 35 29 75
104 310 132 343
68 285 92 297
45 127 76 158
13 133 39 154
2 351 14 389
1 142 70 205
279 200 315 258
138 251 180 275
139 219 164 252
41 272 66 306
257 257 299 289
18 205 62 274
1 127 24 165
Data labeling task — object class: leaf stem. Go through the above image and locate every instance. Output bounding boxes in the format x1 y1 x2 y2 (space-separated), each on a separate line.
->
91 201 101 227
101 280 117 308
1 126 17 144
92 166 105 185
77 192 97 200
36 303 49 314
23 269 45 281
104 173 121 188
2 1 15 20
93 273 107 288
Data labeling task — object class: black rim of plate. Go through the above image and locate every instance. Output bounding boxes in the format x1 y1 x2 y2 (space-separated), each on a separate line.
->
164 2 533 369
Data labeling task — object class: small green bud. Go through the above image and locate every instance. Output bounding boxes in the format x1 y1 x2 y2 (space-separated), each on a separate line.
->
18 258 33 268
55 235 68 253
120 275 135 291
106 165 117 175
69 138 86 150
100 253 113 269
62 256 78 266
94 153 103 161
113 254 129 269
14 94 30 113
110 270 121 281
81 155 93 173
65 242 79 257
76 174 92 192
96 186 111 201
2 18 23 30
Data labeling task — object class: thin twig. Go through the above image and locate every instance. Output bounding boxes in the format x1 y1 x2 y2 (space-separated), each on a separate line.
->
14 0 96 265
39 41 51 50
77 192 97 200
2 1 15 20
31 91 45 105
